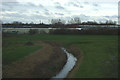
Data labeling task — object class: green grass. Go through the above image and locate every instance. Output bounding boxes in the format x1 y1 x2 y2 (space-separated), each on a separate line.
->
74 39 118 78
3 36 42 65
3 45 42 65
3 34 118 78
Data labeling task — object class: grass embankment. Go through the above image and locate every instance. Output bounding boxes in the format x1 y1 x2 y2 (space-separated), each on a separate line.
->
3 35 42 66
3 34 118 78
3 45 42 65
3 35 66 78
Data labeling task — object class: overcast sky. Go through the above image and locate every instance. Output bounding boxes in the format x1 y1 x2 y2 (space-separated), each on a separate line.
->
1 0 119 24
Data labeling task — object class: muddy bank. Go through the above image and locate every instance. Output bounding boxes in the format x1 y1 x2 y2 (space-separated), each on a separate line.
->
3 41 67 78
46 41 83 78
52 47 77 78
3 41 83 78
66 45 83 78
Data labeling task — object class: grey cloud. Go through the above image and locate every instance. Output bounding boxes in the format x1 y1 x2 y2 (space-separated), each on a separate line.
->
2 1 117 24
44 9 49 12
71 14 111 22
27 2 37 7
24 3 44 9
2 0 17 2
66 2 83 8
2 2 21 6
80 6 84 8
84 2 89 4
2 2 46 14
72 14 90 21
36 11 39 13
39 4 44 8
55 13 64 15
55 6 65 9
112 15 118 18
67 2 78 7
97 18 107 22
104 15 118 18
93 3 99 7
2 2 28 12
44 8 50 15
72 3 79 7
2 2 49 22
2 2 20 9
32 14 46 19
2 9 6 11
73 3 84 8
3 12 48 21
44 12 50 15
104 16 109 18
74 15 117 22
54 2 61 6
2 12 27 18
2 2 44 9
38 4 48 12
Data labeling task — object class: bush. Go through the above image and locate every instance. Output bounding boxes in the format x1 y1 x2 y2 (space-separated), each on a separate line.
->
2 32 16 37
25 41 34 46
29 29 39 35
49 29 79 35
49 28 118 35
39 30 47 34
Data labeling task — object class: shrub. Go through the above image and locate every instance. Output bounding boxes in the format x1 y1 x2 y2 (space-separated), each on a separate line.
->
39 30 47 34
29 29 39 35
25 41 34 46
49 29 79 35
49 28 118 35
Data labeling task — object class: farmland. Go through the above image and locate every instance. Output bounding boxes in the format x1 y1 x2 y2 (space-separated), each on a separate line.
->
2 34 118 78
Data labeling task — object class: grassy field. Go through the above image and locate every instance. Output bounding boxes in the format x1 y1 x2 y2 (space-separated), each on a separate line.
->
3 35 42 65
3 34 118 78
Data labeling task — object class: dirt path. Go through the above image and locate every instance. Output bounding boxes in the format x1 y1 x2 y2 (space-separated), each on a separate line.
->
3 41 67 78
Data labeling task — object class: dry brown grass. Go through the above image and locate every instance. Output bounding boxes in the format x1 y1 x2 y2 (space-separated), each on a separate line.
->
3 41 67 78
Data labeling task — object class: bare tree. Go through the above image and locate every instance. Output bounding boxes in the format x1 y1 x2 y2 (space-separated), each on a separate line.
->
68 17 81 24
74 17 81 24
68 18 75 24
30 22 34 24
51 19 66 25
12 21 23 25
51 19 57 24
105 20 115 24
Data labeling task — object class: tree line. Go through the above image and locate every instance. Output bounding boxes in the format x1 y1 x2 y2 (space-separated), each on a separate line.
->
2 17 117 25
